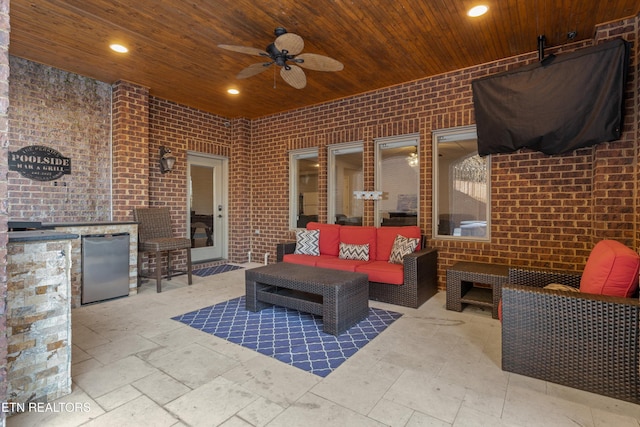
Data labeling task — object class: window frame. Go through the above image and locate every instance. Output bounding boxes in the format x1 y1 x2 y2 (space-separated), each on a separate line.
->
374 134 420 227
432 125 491 241
327 141 364 225
288 147 319 230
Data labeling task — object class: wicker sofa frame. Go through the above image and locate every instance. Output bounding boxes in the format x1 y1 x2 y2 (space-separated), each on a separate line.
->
276 236 438 308
501 268 640 404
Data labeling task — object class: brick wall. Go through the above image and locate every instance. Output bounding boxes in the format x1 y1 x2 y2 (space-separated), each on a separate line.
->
3 15 638 291
249 16 639 287
147 96 235 269
112 80 150 221
7 58 112 223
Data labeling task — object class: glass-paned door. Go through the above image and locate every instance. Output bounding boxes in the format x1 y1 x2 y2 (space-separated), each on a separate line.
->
188 153 227 262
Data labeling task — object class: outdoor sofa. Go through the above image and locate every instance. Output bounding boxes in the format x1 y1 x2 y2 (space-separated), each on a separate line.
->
276 222 438 308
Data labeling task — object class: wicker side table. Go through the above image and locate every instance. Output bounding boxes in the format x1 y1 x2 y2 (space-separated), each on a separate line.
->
446 261 509 319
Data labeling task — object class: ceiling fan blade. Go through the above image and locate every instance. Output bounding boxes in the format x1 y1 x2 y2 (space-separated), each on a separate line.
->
295 53 344 72
275 33 304 55
280 65 307 89
218 44 267 57
237 62 272 79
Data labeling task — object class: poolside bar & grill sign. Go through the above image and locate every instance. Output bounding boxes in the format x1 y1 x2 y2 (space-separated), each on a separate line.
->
9 145 72 181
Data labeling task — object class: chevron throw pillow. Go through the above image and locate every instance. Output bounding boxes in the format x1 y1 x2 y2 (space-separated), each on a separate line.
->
388 234 420 264
294 229 320 256
339 242 370 261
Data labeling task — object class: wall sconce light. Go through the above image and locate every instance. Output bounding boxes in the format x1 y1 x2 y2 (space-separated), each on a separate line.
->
160 146 176 173
353 191 383 200
407 149 418 167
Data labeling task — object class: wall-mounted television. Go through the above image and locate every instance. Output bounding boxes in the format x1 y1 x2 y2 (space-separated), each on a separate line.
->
472 38 629 156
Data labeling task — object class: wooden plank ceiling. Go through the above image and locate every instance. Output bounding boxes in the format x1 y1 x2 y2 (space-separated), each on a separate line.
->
9 0 640 119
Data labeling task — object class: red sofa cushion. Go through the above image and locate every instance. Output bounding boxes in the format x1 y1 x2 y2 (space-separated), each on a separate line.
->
316 257 369 272
340 226 378 261
580 239 640 297
376 226 421 261
356 261 404 285
282 253 337 267
307 222 341 256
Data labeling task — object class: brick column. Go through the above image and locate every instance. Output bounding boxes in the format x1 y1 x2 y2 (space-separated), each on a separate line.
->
0 0 10 424
229 118 251 262
111 80 150 221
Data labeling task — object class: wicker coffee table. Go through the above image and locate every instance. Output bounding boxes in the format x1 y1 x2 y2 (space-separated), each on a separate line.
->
245 263 369 335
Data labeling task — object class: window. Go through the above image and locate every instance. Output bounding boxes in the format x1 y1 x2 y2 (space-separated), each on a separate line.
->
289 148 319 229
375 135 419 227
328 142 363 225
433 126 490 240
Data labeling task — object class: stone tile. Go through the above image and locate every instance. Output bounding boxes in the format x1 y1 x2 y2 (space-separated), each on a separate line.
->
311 369 396 415
85 334 162 364
147 342 239 389
83 395 178 427
164 377 258 426
71 323 110 351
384 371 465 424
6 385 104 427
592 407 640 427
368 398 414 427
71 344 92 364
71 358 104 377
405 411 452 427
147 322 212 349
74 356 158 399
268 393 385 427
220 416 254 427
222 354 320 407
235 396 285 426
131 371 191 405
502 383 595 426
94 384 142 411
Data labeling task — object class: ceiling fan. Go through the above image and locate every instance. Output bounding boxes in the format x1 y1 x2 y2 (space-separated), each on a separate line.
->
218 27 344 89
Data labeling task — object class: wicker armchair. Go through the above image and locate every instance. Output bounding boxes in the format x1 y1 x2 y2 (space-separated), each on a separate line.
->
502 267 640 404
134 207 193 292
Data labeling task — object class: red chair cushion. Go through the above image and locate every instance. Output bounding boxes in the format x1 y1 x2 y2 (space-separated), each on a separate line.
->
580 240 640 298
356 261 404 285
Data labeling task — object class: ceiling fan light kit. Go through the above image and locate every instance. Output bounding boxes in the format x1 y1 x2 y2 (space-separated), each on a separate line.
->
219 27 343 89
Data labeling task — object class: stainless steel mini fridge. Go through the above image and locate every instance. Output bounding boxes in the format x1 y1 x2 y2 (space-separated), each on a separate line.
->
82 233 130 304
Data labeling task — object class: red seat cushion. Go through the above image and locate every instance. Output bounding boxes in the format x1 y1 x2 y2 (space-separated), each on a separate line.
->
316 257 369 272
307 222 341 256
282 253 336 267
356 261 404 285
580 239 640 297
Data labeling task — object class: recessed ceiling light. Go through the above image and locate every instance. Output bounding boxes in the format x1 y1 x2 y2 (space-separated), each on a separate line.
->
227 88 240 95
110 44 129 53
468 5 488 17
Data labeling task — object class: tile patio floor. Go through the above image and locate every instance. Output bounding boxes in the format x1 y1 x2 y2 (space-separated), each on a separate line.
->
7 262 640 426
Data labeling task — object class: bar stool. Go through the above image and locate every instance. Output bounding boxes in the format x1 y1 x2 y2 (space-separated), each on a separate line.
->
134 207 193 292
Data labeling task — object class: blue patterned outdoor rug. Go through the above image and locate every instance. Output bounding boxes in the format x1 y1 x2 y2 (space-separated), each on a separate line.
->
192 264 243 277
172 296 402 377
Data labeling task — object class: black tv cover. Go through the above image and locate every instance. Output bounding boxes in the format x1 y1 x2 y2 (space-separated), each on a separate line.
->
472 38 629 156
